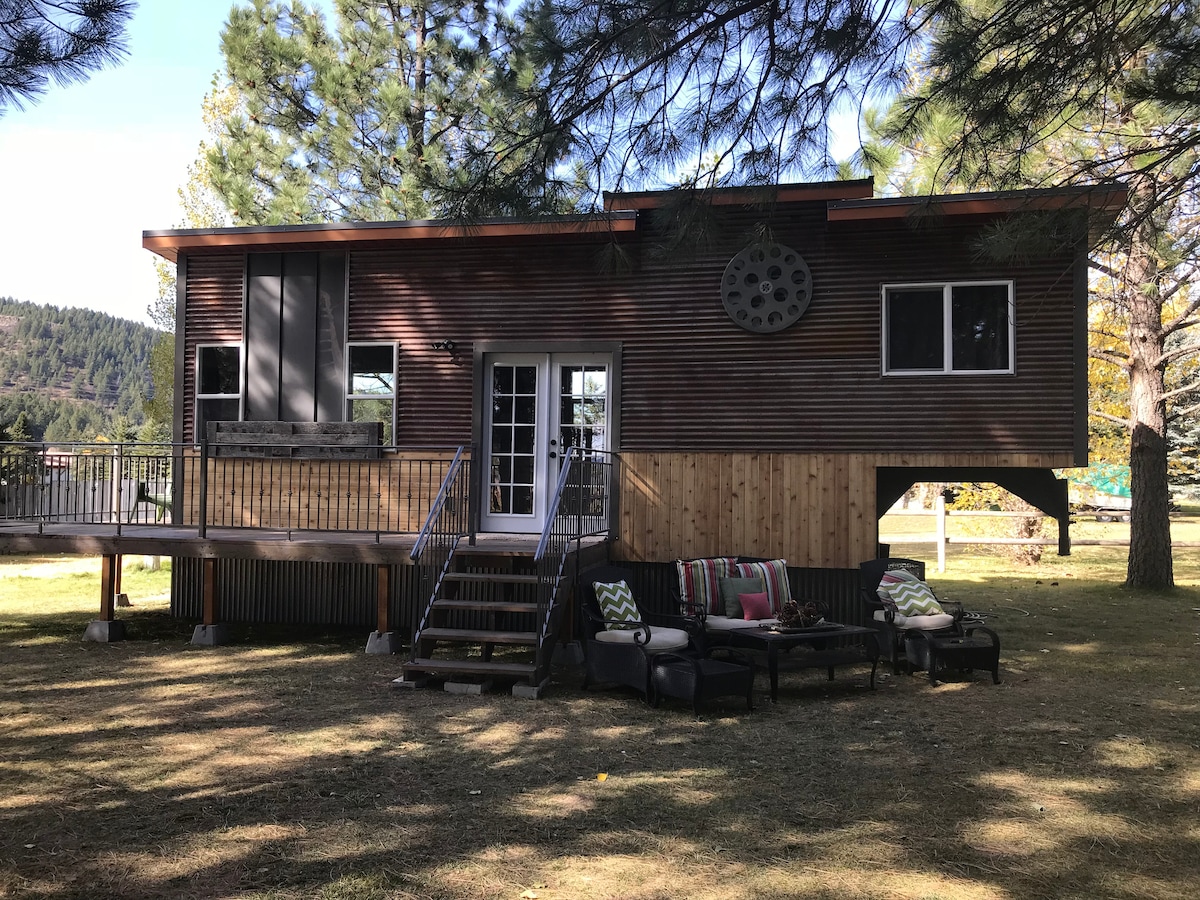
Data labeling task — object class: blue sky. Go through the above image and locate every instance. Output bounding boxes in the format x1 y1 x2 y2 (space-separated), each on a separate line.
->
0 3 250 325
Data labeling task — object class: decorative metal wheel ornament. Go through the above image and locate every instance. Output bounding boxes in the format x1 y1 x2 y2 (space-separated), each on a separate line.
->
720 242 812 333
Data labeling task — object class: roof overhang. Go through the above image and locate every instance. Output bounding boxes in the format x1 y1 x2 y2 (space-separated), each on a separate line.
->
827 183 1128 225
603 178 874 211
142 211 639 262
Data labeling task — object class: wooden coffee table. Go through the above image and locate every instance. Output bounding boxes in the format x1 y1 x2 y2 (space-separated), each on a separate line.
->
726 623 879 702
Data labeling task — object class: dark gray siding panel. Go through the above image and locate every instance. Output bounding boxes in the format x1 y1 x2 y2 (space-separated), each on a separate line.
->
246 253 282 421
281 253 320 422
316 252 348 422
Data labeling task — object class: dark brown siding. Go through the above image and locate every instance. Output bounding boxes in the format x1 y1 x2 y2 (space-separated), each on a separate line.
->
341 202 1081 454
182 253 244 442
181 201 1082 454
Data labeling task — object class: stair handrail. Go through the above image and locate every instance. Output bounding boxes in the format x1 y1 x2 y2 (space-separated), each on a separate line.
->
410 445 468 562
408 446 472 657
532 448 613 676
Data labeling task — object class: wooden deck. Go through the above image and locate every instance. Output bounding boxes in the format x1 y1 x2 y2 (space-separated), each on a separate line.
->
0 522 595 564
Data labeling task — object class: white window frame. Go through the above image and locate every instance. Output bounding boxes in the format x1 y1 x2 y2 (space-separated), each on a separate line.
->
345 342 398 445
881 280 1015 375
194 342 244 442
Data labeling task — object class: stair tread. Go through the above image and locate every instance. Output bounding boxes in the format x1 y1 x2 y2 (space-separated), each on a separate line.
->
444 571 542 584
433 599 538 612
403 658 536 677
420 627 538 644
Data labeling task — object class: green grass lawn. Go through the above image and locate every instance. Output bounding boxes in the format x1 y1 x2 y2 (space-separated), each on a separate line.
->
1 549 1198 900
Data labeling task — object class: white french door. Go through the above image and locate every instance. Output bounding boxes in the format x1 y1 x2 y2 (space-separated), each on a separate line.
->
481 352 610 533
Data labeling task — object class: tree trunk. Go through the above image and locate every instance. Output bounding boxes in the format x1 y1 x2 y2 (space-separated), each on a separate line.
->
1124 182 1174 589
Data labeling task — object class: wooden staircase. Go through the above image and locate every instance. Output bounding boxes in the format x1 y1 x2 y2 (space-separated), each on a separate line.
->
401 548 557 689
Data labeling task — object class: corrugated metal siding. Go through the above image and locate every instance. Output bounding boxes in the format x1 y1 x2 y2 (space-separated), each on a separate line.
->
182 254 245 442
171 558 422 631
340 203 1080 454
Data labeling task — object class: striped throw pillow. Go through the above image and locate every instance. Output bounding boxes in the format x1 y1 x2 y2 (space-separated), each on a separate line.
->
732 559 791 614
676 558 737 616
887 580 944 617
593 580 642 630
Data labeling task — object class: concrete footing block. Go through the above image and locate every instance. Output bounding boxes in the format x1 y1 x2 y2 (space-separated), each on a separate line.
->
190 623 231 647
552 641 584 667
391 675 429 690
445 679 492 695
365 631 402 655
83 620 127 643
512 676 551 700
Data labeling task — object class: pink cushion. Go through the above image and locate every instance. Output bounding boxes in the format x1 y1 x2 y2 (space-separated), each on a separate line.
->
738 591 772 620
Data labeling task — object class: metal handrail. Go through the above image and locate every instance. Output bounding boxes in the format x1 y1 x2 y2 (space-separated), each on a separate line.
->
410 445 468 561
407 446 473 660
532 448 614 674
0 440 465 541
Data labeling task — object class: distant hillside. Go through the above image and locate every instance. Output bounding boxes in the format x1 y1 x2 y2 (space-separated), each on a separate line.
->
0 297 163 442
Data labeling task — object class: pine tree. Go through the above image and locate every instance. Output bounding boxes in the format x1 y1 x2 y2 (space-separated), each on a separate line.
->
208 0 571 224
0 0 134 114
877 0 1200 590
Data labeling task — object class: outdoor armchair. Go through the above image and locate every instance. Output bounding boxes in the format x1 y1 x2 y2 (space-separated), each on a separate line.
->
581 565 700 698
859 557 960 675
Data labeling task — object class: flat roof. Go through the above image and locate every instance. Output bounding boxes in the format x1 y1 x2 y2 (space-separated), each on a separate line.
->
142 211 639 262
603 178 875 210
827 183 1128 221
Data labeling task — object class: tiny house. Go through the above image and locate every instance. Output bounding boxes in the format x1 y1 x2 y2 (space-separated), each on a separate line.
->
136 178 1124 671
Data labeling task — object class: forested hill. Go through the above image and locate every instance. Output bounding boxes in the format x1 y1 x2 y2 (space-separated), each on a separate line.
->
0 297 163 442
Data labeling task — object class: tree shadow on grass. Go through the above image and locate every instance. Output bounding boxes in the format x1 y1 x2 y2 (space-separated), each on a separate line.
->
1 586 1198 899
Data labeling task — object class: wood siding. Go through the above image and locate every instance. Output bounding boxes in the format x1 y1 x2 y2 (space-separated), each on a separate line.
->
614 450 1074 568
175 449 461 532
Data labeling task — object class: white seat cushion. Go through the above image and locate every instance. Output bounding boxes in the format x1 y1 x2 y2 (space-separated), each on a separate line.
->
873 610 956 630
704 614 780 632
593 626 691 651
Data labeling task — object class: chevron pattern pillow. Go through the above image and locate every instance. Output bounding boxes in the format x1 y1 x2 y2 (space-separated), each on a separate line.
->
887 580 944 617
594 580 642 630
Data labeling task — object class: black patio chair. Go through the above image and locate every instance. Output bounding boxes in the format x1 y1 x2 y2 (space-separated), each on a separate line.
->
859 557 961 675
859 557 1001 684
580 565 701 699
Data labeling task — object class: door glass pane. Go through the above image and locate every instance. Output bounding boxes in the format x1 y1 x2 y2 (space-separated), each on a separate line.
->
489 364 538 515
886 288 944 371
558 365 607 454
951 284 1010 371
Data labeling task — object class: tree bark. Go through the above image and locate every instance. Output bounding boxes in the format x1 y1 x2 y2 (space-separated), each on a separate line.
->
1124 178 1175 589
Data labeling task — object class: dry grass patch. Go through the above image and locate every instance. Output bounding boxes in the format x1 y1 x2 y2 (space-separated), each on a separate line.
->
1 549 1199 899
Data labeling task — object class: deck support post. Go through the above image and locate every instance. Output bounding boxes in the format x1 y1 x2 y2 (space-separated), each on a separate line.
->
191 557 230 646
83 553 126 642
114 553 130 607
365 563 401 654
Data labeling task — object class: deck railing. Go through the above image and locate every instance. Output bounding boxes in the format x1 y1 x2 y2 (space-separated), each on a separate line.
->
0 441 464 539
408 447 473 651
533 449 614 672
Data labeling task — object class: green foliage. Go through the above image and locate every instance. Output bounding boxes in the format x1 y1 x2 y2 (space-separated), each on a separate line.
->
0 297 162 441
209 0 574 223
0 0 134 115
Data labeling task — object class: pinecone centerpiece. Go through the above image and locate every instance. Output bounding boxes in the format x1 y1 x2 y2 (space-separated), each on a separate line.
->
778 600 825 629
